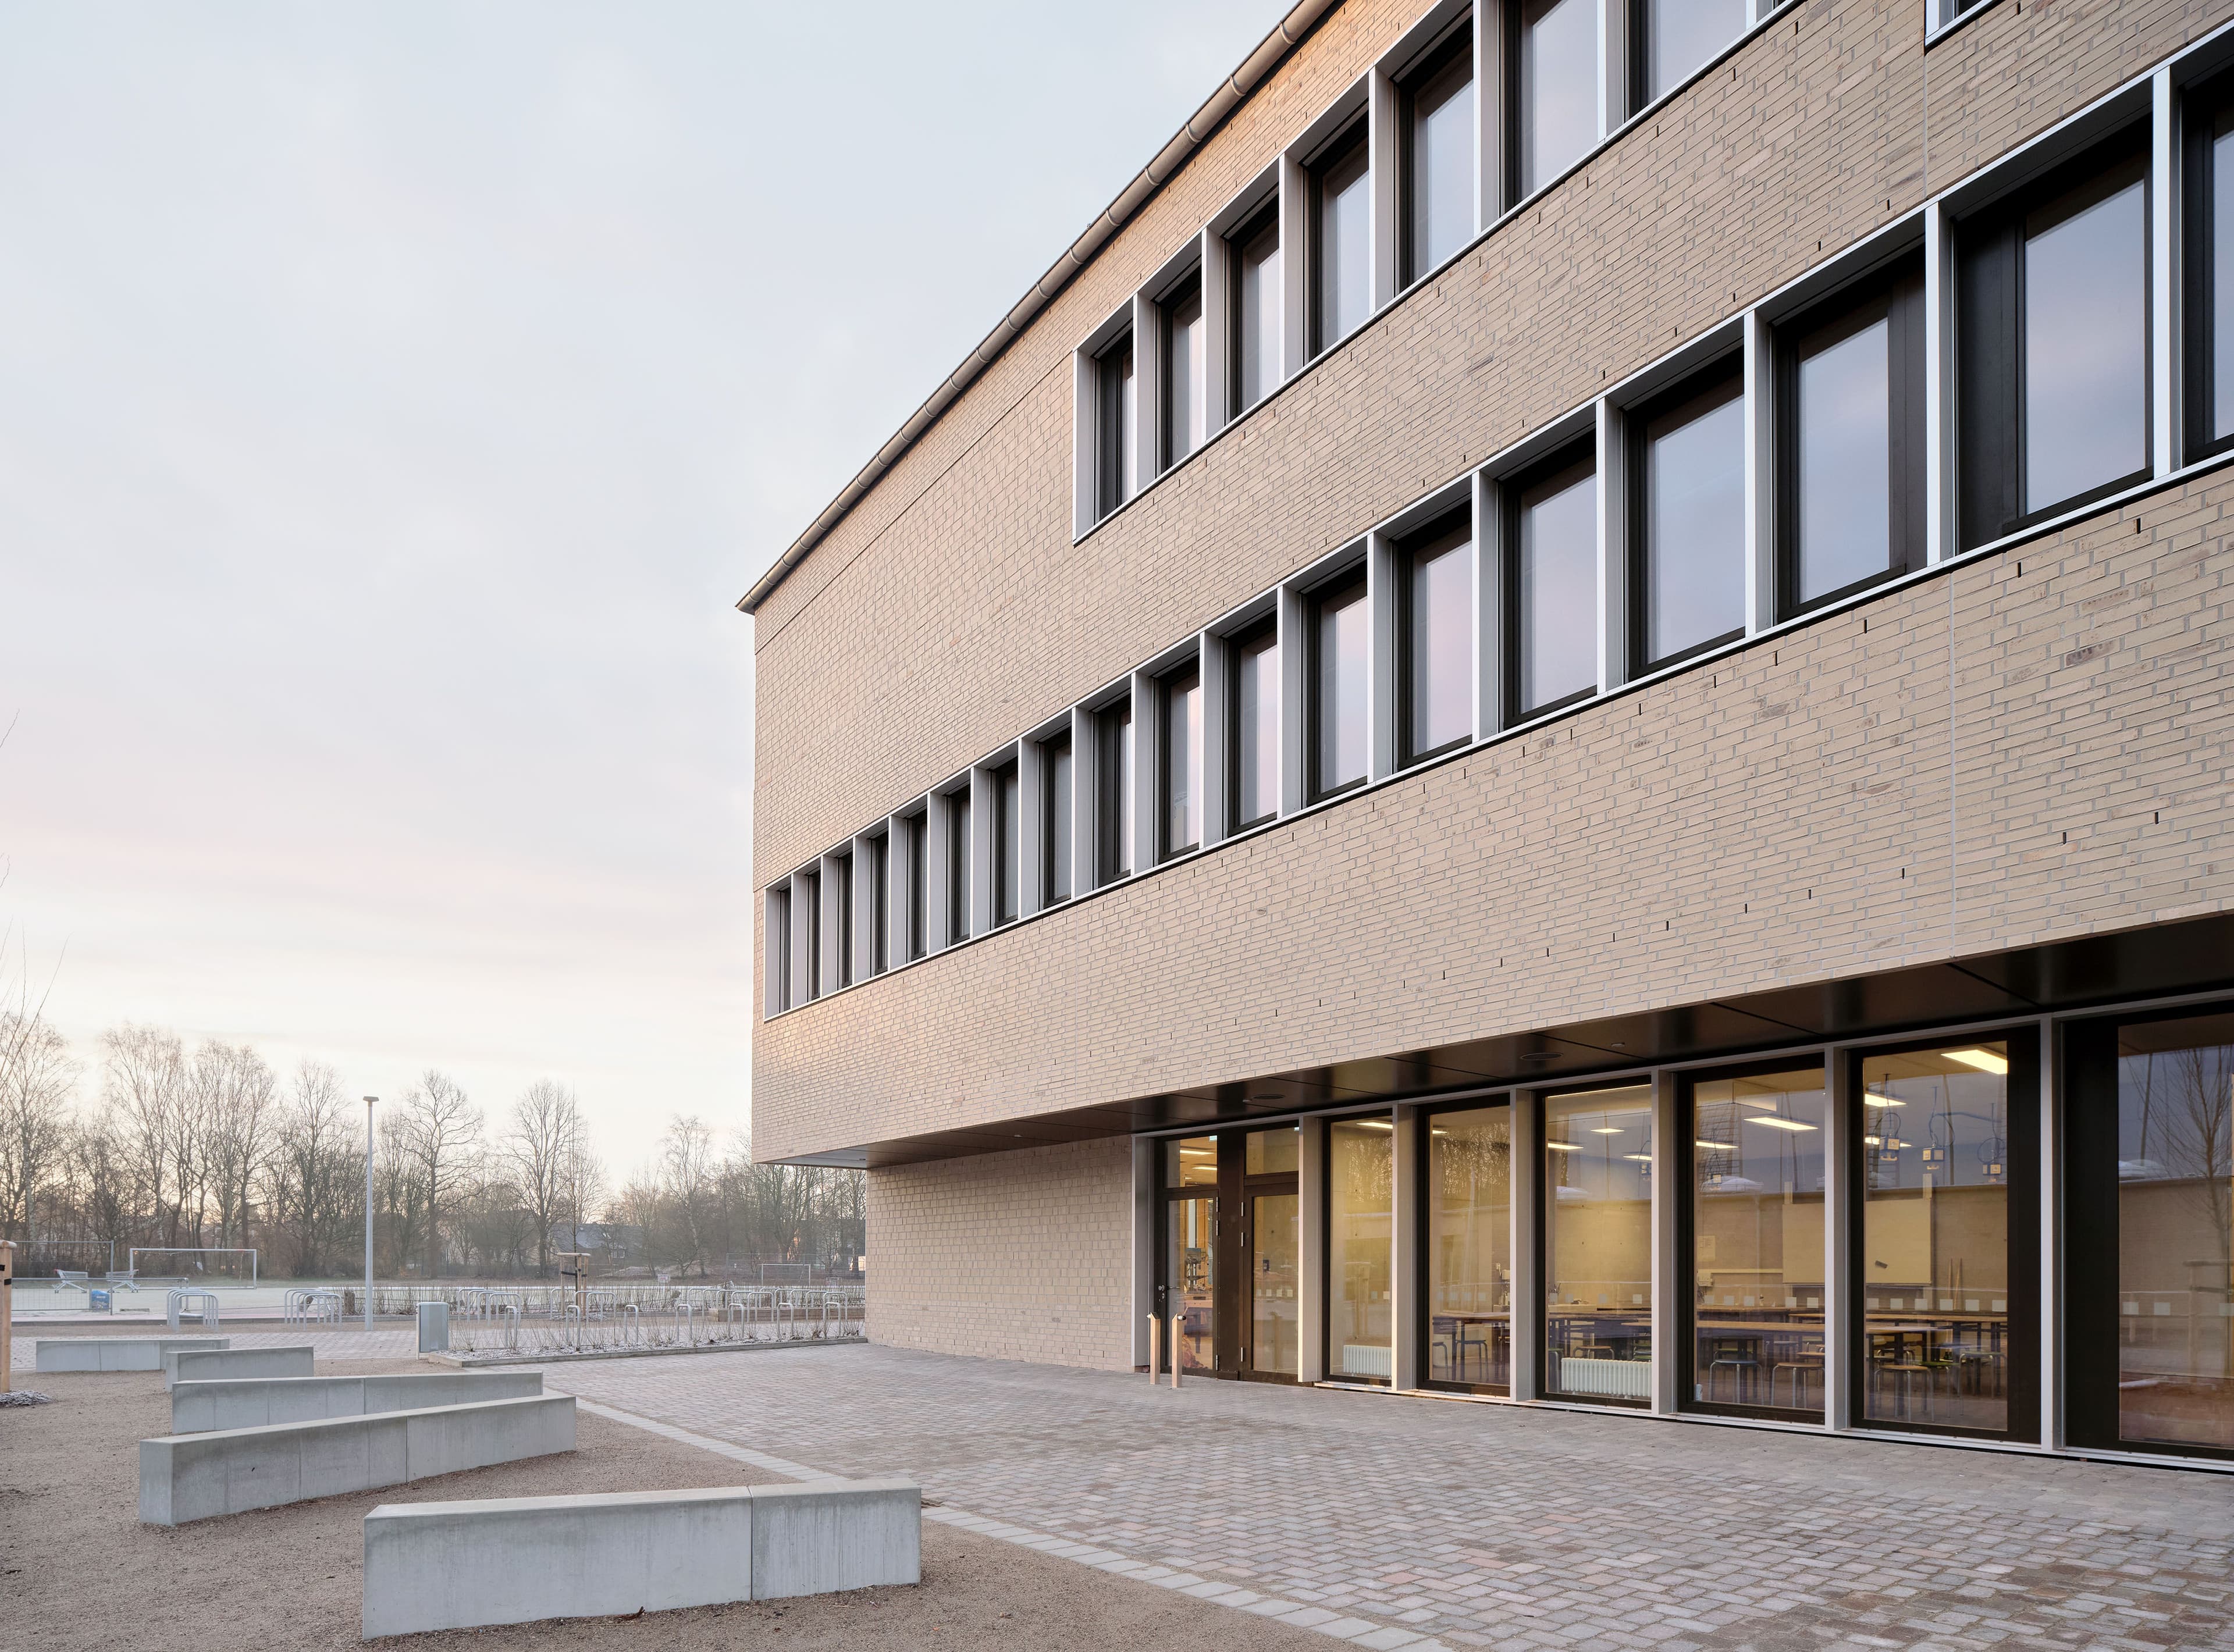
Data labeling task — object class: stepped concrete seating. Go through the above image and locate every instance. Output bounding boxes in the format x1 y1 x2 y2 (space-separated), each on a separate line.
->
139 1394 576 1526
172 1370 543 1433
163 1344 314 1390
35 1336 227 1373
361 1478 923 1637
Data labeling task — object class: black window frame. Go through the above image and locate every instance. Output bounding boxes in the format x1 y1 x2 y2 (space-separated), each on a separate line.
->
1094 699 1133 884
991 761 1020 929
832 850 855 989
1627 352 1748 678
1159 270 1205 475
1775 253 1928 621
1416 1094 1516 1398
867 831 890 976
799 869 821 1001
1507 0 1596 206
1227 199 1282 419
1628 0 1748 116
2183 72 2234 467
903 811 927 963
770 885 792 1014
1158 660 1203 863
1304 564 1371 804
1225 617 1280 834
1501 437 1599 725
1095 329 1134 521
1397 20 1476 291
1535 1079 1656 1409
1955 124 2153 551
945 790 971 946
1306 117 1371 361
1040 731 1073 907
1395 504 1475 770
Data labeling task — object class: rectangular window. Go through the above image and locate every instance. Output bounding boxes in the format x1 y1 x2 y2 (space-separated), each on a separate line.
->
945 792 971 945
1163 1135 1218 1374
1095 331 1135 519
1632 360 1746 673
1400 26 1475 287
1634 0 1745 109
1513 0 1598 200
1958 132 2150 547
1308 568 1369 800
799 870 821 1000
2184 80 2234 462
1159 664 1202 859
1506 443 1599 719
1328 1116 1393 1382
1308 122 1371 358
1095 700 1133 883
833 852 854 989
1544 1084 1653 1404
1162 276 1205 471
1229 621 1279 830
769 886 792 1014
1245 1126 1301 1378
1426 1102 1511 1392
1686 1063 1827 1418
905 814 927 962
1041 732 1073 905
1229 202 1282 416
869 832 889 975
991 762 1019 928
1398 510 1472 766
1778 258 1926 615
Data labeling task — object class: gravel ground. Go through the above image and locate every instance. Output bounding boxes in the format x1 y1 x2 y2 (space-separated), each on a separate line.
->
2 1363 1324 1649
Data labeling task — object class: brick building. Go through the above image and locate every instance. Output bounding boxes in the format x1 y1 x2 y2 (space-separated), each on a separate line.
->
743 0 2234 1468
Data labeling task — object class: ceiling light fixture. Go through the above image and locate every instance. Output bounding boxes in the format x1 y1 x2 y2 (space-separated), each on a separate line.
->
1546 1140 1580 1152
1745 1117 1817 1132
1944 1048 2009 1075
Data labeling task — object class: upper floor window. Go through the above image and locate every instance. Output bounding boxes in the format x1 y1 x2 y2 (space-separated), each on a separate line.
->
1229 620 1280 831
1514 0 1598 200
1398 509 1473 766
1095 331 1136 519
2185 77 2234 463
769 886 792 1014
1309 121 1372 357
1308 567 1370 800
946 791 972 945
1506 442 1599 720
1958 130 2150 548
991 762 1020 928
833 851 855 989
1401 26 1475 287
799 868 822 999
1230 202 1282 416
1160 663 1203 859
1632 359 1747 674
1096 699 1134 883
905 813 927 962
1634 0 1746 108
1041 732 1073 906
1162 275 1206 471
867 832 890 976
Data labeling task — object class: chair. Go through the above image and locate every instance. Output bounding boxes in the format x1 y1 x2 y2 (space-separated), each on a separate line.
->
55 1269 91 1297
1454 1319 1491 1378
1770 1338 1825 1409
1704 1336 1761 1404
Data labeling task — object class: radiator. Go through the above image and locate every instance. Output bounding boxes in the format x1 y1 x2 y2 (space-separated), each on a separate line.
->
1555 1356 1651 1400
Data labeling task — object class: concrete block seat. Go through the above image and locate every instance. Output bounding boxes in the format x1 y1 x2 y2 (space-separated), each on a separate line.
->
35 1336 227 1373
138 1394 576 1526
170 1370 543 1433
361 1478 922 1637
163 1344 314 1390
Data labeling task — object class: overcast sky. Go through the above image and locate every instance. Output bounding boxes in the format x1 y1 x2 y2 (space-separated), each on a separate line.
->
0 1 1284 1176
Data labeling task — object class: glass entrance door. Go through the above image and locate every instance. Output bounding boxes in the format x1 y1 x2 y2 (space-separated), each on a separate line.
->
1162 1137 1218 1374
1242 1126 1301 1377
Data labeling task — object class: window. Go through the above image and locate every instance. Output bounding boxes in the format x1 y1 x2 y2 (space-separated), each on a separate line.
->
799 870 821 999
1095 330 1135 519
1778 258 1926 615
1162 276 1205 471
1425 1102 1511 1392
1095 699 1133 883
1397 510 1472 766
905 813 927 962
1400 26 1475 287
1162 1136 1218 1374
1505 443 1599 718
1958 131 2150 547
1246 1127 1301 1377
1308 568 1370 800
1308 122 1372 357
992 762 1020 928
1041 732 1073 906
1634 0 1746 108
1632 359 1746 673
868 832 889 976
2185 79 2234 462
1229 202 1282 416
1159 664 1203 859
833 852 854 989
1685 1063 1827 1418
1228 621 1280 830
1328 1116 1394 1382
769 886 792 1014
1544 1084 1653 1404
1513 0 1598 200
945 791 971 945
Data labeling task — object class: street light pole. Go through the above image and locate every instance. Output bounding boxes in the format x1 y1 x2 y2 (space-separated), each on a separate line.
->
364 1095 378 1332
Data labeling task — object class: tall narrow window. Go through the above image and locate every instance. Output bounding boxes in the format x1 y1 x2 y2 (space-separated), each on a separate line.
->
869 832 890 976
1095 700 1133 884
1514 0 1598 200
1780 260 1926 615
1544 1084 1655 1404
1328 1116 1394 1382
1095 330 1135 519
1401 27 1475 287
1229 621 1279 830
1230 203 1282 416
1309 122 1371 357
1041 732 1073 906
2184 84 2234 461
833 852 854 989
1633 361 1746 673
905 814 926 962
1635 0 1745 108
1958 133 2150 547
1162 277 1205 471
769 886 792 1014
945 792 971 945
1308 569 1369 800
1399 511 1472 766
992 763 1019 928
1506 444 1598 718
1426 1102 1511 1392
799 870 821 1000
1160 664 1202 859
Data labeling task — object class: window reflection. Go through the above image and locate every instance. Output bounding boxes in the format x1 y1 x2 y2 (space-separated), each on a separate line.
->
944 796 969 945
1095 700 1132 882
1097 334 1134 518
2215 110 2234 444
1640 0 1746 105
1041 734 1072 905
1330 1117 1393 1382
1312 127 1372 355
1161 665 1202 857
1514 453 1598 714
1311 572 1369 798
1404 517 1472 763
1247 1126 1300 1379
1232 206 1282 415
1428 1105 1511 1389
1403 31 1475 284
1639 372 1746 668
993 764 1019 927
1520 0 1598 197
1164 280 1205 469
1795 318 1891 603
2023 163 2147 514
1545 1085 1654 1401
1231 624 1279 828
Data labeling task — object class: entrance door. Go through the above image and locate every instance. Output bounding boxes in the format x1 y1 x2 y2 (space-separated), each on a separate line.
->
1161 1137 1218 1374
1234 1126 1301 1380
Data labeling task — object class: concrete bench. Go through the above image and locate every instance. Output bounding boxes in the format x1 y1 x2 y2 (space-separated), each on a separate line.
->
139 1394 575 1526
171 1370 542 1433
164 1344 314 1390
35 1336 227 1373
361 1478 922 1637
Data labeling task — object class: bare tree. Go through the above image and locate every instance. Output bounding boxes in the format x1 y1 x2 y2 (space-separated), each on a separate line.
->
102 1024 183 1251
398 1070 481 1278
0 1010 77 1243
264 1060 360 1276
194 1040 278 1252
660 1115 718 1276
507 1079 583 1279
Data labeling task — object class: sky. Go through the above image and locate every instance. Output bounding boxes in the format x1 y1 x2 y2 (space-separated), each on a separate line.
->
0 0 1286 1179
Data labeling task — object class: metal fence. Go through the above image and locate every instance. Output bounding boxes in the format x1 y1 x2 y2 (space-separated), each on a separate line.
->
445 1284 866 1358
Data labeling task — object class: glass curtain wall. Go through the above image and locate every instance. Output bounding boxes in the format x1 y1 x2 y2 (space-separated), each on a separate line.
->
1163 1137 1218 1373
1427 1103 1512 1390
1329 1117 1395 1382
1247 1127 1302 1379
1230 622 1279 829
1545 1085 1654 1402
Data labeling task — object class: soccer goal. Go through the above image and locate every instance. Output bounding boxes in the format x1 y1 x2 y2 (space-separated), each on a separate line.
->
128 1248 259 1285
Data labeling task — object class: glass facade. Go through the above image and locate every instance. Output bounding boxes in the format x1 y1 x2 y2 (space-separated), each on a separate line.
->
1329 1117 1393 1382
1428 1104 1511 1390
1545 1085 1653 1402
1163 1135 1217 1376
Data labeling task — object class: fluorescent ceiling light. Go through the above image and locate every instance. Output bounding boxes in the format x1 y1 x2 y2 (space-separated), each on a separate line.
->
1746 1117 1817 1133
1590 1127 1623 1135
1695 1139 1733 1150
1862 1135 1882 1145
1862 1092 1904 1108
1347 1119 1393 1130
1944 1048 2009 1075
1545 1141 1580 1152
1623 1153 1652 1162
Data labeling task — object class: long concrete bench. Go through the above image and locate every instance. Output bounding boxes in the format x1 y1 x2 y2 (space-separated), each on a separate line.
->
361 1478 922 1637
35 1336 227 1373
139 1394 575 1526
164 1344 315 1390
171 1370 543 1433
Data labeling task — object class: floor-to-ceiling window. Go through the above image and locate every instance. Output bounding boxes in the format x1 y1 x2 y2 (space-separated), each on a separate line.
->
1543 1084 1655 1404
1162 1137 1219 1375
1246 1127 1301 1379
1328 1116 1394 1382
1426 1101 1512 1392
